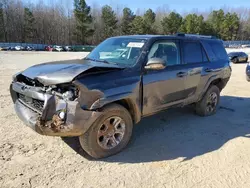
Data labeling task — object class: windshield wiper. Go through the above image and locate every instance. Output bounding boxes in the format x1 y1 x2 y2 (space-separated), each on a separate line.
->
84 58 118 65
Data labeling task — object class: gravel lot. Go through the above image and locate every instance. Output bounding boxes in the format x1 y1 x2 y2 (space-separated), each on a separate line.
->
1 51 250 188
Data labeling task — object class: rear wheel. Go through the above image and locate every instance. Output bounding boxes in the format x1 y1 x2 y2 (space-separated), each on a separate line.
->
195 85 220 116
79 104 133 159
232 57 238 63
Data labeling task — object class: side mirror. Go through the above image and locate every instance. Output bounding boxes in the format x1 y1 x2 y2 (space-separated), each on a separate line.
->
145 58 166 70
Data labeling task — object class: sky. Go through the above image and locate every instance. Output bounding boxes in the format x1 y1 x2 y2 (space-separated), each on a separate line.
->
85 0 250 12
23 0 250 13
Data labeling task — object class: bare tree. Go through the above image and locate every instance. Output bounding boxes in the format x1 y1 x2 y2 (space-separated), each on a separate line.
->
0 0 250 45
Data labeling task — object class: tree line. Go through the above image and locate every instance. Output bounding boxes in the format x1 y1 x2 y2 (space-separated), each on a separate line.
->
0 0 250 45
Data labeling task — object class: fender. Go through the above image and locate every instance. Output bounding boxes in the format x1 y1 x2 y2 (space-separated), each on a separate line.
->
198 75 218 101
90 92 141 123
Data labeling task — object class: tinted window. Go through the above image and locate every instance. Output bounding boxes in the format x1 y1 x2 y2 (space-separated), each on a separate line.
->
148 41 180 66
203 41 228 61
183 42 202 64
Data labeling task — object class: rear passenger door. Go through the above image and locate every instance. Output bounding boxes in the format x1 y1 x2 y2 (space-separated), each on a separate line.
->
182 40 209 102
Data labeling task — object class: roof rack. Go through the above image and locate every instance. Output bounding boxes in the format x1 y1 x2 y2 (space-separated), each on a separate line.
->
176 33 216 39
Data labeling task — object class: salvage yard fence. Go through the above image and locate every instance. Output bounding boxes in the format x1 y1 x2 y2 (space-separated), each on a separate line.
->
224 41 250 48
1 41 250 51
0 42 96 52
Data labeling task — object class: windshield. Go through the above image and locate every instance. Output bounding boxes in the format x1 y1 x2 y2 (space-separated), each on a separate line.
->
228 52 239 56
86 37 146 66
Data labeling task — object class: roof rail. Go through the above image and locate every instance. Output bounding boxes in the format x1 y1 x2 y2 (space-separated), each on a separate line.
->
176 33 216 39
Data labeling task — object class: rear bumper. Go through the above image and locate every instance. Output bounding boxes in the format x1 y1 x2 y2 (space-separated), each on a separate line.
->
10 82 102 137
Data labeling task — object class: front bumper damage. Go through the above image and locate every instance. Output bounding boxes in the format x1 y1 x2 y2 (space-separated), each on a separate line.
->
10 82 102 137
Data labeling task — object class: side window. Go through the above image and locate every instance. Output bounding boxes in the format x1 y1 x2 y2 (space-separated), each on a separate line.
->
183 41 203 64
148 41 180 66
203 40 228 61
201 41 216 61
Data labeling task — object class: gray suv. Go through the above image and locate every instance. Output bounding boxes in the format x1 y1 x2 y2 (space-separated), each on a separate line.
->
10 34 231 158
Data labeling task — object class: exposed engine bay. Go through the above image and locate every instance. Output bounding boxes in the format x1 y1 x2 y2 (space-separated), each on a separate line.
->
15 73 79 102
46 84 79 102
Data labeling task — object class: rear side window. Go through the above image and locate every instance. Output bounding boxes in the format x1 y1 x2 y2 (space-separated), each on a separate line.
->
183 41 203 64
202 40 228 61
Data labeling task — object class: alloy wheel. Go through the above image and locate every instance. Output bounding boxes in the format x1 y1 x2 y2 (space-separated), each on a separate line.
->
206 92 218 113
97 116 126 150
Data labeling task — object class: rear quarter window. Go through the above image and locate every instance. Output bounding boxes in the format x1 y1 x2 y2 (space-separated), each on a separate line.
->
201 40 228 61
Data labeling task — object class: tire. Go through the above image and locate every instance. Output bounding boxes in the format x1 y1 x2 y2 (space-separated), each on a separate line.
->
195 85 220 117
246 58 248 62
79 104 133 159
232 57 238 63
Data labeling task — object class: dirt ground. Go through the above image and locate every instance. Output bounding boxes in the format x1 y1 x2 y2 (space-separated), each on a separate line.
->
1 51 250 188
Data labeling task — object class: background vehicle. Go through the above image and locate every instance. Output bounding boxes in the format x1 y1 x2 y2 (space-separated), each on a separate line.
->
45 45 53 51
53 45 63 52
2 46 11 51
242 44 250 48
11 46 23 51
24 46 35 51
228 52 248 63
63 46 72 51
10 34 231 159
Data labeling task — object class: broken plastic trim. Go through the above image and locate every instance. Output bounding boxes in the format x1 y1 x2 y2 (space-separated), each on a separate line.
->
11 81 103 136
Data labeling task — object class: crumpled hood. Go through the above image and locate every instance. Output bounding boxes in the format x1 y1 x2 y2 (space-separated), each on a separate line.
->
21 59 124 86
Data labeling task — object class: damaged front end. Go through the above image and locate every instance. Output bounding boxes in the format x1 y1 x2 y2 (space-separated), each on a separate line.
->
10 75 102 137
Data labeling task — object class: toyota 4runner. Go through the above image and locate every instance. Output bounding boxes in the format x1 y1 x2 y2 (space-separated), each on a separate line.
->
10 34 231 159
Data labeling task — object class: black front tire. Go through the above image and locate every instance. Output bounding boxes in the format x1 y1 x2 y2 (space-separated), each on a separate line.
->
79 104 133 159
195 85 220 116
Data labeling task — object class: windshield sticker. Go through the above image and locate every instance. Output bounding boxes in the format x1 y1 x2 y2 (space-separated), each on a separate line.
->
127 42 144 48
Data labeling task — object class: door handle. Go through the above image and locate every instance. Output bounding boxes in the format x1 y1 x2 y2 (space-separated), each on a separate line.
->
177 72 187 77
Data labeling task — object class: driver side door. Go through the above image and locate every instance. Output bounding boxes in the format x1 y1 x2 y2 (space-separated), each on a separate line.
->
142 39 188 116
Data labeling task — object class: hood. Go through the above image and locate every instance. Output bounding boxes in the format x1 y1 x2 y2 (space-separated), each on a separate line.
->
20 59 124 86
